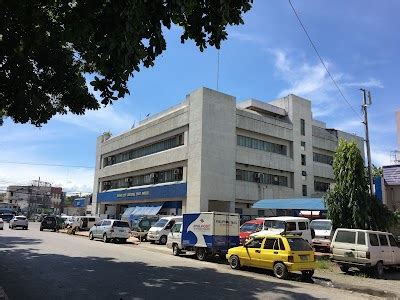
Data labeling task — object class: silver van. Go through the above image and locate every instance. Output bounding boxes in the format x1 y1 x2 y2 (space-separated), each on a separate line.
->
89 219 131 243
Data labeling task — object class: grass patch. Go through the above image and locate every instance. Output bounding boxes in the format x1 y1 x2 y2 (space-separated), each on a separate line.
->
316 260 335 271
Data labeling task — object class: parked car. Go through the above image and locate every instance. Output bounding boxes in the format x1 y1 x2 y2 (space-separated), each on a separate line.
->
167 212 240 260
9 215 29 230
89 219 131 243
239 219 264 244
331 228 400 277
131 216 160 240
147 216 182 245
227 233 316 279
40 216 62 232
250 217 313 243
0 218 4 230
65 216 100 231
0 213 15 223
310 219 333 251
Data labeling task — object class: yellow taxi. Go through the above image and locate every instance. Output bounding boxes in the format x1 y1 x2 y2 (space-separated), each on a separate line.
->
226 234 316 279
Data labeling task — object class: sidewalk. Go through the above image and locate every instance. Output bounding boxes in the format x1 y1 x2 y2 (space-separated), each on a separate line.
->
59 229 141 244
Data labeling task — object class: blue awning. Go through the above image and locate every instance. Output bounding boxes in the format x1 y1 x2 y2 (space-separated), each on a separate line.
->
122 205 163 221
252 198 326 210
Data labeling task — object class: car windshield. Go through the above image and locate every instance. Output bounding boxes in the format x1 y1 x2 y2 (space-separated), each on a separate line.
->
153 218 168 228
113 221 130 228
16 216 26 220
240 223 260 232
310 221 332 231
264 220 286 230
287 238 313 251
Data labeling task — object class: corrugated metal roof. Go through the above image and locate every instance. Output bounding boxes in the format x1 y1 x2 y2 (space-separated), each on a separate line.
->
383 164 400 185
252 198 326 210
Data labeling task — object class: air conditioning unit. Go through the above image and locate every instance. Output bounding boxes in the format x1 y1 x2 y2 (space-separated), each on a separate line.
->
173 168 183 180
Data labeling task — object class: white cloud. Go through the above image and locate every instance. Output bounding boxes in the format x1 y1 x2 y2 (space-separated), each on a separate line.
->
53 105 136 135
229 31 265 44
342 78 384 88
371 147 392 166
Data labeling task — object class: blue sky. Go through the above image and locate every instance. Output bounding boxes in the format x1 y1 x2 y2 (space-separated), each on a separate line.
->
0 0 399 194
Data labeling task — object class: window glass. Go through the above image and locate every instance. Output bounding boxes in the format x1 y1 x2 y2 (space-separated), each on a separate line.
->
264 238 277 250
278 238 286 250
388 235 398 247
302 185 307 196
300 119 305 135
298 222 307 230
172 223 181 233
240 223 260 232
301 154 306 166
369 233 379 246
335 230 356 244
246 238 263 249
379 234 389 246
113 221 130 228
286 222 297 231
264 220 286 230
357 232 366 245
287 238 312 251
237 135 287 156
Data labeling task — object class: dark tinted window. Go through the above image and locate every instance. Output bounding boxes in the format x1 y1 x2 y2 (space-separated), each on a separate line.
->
240 223 260 232
335 231 356 244
246 238 263 249
287 238 312 251
357 232 366 245
278 238 286 250
113 221 130 228
88 218 96 222
286 222 297 231
264 238 277 250
369 234 379 246
388 235 398 247
379 234 388 246
298 222 307 230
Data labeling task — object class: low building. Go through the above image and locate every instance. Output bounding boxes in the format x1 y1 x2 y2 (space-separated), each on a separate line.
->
92 87 364 219
382 165 400 211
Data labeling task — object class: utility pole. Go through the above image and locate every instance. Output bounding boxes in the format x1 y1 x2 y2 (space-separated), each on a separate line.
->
361 89 373 197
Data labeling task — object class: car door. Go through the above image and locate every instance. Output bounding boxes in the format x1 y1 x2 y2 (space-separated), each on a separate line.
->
332 230 357 262
260 238 281 269
379 234 393 265
368 233 381 265
243 237 264 267
388 234 400 265
355 231 368 263
95 220 105 237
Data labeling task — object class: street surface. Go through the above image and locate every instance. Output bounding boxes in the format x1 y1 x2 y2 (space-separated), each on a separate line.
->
0 222 386 300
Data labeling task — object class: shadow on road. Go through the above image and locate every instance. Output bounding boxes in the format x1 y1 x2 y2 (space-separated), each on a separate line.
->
0 236 42 249
0 237 325 300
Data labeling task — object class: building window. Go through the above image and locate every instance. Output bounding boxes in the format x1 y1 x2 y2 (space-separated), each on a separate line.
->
237 135 287 156
314 181 330 192
302 185 307 196
301 171 307 181
301 141 305 151
236 169 289 187
313 152 333 165
301 154 306 166
235 208 243 214
258 210 264 217
300 119 305 136
104 133 184 167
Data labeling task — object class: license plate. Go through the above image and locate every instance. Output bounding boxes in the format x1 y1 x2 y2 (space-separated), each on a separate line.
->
119 229 124 233
300 255 308 261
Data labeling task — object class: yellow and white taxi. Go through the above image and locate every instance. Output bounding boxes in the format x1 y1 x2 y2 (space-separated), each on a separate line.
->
226 234 316 279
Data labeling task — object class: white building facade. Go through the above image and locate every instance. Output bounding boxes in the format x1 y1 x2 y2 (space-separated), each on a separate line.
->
92 87 364 219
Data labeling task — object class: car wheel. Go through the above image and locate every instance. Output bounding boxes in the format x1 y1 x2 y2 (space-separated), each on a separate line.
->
159 235 167 245
374 261 384 278
120 239 127 244
273 262 289 279
229 255 241 270
301 270 314 279
40 227 43 231
172 244 181 256
103 233 109 243
89 232 94 240
196 248 207 261
339 264 349 273
150 240 155 244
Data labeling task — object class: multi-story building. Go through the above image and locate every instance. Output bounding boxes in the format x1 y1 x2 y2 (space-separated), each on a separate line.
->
4 181 64 215
92 87 364 219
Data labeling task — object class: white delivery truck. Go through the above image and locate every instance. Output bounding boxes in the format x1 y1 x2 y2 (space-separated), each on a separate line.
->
167 212 240 261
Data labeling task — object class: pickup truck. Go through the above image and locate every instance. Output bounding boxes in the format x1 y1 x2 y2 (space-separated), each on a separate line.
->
167 212 240 261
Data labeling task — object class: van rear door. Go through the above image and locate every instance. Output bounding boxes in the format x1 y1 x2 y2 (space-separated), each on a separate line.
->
332 230 357 263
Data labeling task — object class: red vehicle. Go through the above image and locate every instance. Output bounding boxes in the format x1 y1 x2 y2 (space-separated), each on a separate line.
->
239 219 264 244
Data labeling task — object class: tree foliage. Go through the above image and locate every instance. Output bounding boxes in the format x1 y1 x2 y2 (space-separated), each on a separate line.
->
372 164 383 177
325 139 369 229
325 139 397 231
0 0 253 126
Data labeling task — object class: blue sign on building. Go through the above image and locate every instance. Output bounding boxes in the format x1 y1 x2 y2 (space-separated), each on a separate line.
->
73 198 87 208
97 183 187 203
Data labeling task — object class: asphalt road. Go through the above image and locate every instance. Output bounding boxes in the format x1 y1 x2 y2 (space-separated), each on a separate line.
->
0 222 377 300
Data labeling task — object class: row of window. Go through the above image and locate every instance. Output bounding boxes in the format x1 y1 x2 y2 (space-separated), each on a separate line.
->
313 152 333 165
104 134 184 167
335 231 398 247
237 135 287 156
103 167 183 191
314 181 330 192
236 169 289 187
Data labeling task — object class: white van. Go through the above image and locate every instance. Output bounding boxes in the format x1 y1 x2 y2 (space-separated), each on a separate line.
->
250 216 312 243
147 216 182 245
310 219 333 251
331 228 400 277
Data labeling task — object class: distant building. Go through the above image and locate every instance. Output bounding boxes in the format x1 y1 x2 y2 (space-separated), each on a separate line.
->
92 87 364 219
62 195 92 216
3 181 64 216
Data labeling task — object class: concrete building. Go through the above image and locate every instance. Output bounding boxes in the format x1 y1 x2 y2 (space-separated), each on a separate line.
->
92 87 364 219
4 181 64 215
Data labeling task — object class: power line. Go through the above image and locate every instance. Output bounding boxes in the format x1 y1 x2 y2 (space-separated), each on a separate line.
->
0 161 94 169
288 0 362 119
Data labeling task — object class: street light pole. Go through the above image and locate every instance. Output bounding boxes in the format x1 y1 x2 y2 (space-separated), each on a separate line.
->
361 89 373 197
